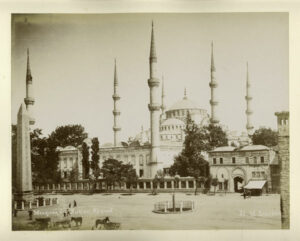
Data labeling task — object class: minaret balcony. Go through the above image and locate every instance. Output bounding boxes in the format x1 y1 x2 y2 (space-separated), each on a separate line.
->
24 97 35 105
209 81 218 88
148 78 160 87
245 110 253 115
245 96 253 101
113 110 121 115
246 124 254 129
112 94 120 100
210 118 220 124
29 117 35 125
209 99 219 105
148 103 161 111
113 126 121 131
149 56 157 63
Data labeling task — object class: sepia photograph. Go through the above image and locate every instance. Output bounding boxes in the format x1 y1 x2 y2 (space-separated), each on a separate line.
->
10 12 289 232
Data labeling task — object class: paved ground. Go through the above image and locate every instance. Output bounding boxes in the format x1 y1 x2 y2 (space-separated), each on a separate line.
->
12 193 281 230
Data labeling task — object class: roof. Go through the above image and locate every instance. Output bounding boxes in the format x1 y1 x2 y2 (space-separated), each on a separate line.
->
244 180 266 189
240 145 269 151
168 97 201 111
210 145 269 153
161 118 185 126
210 146 236 152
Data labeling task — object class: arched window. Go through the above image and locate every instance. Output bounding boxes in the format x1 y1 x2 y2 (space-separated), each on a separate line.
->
139 155 144 166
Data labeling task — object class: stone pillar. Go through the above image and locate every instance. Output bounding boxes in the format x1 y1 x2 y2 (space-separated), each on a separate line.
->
50 198 52 206
171 181 174 189
14 104 34 202
275 111 289 229
150 181 153 190
164 181 167 189
43 199 46 206
21 201 24 210
136 182 140 190
143 182 146 190
186 180 189 189
193 180 196 189
29 201 32 209
178 181 182 189
14 202 17 210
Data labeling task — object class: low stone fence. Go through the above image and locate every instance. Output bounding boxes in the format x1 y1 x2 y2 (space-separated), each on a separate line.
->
153 200 194 213
33 177 207 194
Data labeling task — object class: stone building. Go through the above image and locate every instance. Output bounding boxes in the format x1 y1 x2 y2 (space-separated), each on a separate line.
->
208 145 276 193
275 111 289 229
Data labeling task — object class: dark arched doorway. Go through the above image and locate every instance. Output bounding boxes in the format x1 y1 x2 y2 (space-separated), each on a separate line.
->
233 176 244 193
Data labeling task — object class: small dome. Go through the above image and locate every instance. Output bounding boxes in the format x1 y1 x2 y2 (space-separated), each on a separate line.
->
168 97 201 111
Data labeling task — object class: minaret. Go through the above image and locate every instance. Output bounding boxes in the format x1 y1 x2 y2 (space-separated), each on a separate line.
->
184 87 187 100
112 59 121 147
245 62 254 135
161 75 166 113
209 42 219 125
148 21 161 177
160 75 166 124
24 48 35 125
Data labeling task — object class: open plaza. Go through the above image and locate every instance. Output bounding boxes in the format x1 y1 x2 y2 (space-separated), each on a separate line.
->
12 193 281 230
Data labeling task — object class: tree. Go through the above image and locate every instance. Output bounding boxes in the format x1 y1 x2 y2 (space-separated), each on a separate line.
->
48 124 88 148
211 177 218 195
170 112 209 180
252 127 278 147
90 137 100 179
101 159 123 190
81 142 90 179
152 170 164 195
203 123 228 151
121 163 138 194
224 179 229 195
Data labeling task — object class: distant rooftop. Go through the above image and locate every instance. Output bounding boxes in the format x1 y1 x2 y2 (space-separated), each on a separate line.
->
210 145 269 152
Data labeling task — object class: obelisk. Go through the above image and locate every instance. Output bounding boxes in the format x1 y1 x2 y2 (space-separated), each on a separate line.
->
14 103 33 201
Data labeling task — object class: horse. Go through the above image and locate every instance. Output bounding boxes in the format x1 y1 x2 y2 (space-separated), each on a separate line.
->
71 217 82 227
95 217 110 229
53 219 71 228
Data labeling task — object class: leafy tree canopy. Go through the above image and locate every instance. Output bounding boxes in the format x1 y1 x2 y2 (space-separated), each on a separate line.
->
48 124 88 148
252 127 278 147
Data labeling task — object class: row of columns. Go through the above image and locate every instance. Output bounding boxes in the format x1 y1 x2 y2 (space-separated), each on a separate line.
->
34 179 199 192
14 198 58 210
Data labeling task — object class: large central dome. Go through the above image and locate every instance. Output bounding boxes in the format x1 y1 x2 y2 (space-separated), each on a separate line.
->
169 97 201 111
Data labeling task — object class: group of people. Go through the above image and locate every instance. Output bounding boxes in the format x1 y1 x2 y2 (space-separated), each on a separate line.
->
63 200 77 217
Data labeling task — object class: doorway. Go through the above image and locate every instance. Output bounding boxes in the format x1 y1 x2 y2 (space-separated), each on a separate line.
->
233 176 244 193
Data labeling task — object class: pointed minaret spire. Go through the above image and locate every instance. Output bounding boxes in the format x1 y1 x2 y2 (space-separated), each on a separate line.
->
148 21 161 177
183 87 187 99
245 62 254 135
150 20 157 64
112 59 121 147
24 48 35 125
209 41 219 125
26 48 32 83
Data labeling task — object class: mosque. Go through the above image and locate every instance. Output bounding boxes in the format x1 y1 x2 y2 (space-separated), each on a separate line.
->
23 22 260 182
55 22 254 180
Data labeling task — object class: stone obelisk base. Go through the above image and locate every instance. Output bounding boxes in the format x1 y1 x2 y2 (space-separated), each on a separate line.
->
14 191 34 202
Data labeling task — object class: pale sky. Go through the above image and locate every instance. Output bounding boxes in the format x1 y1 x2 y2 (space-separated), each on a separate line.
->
11 13 288 144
